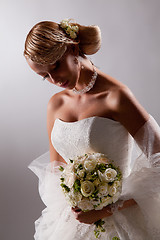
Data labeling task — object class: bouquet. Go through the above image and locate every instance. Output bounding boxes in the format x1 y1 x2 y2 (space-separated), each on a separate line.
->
59 153 122 239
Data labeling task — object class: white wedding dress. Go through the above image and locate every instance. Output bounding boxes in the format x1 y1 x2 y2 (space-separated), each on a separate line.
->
29 115 160 240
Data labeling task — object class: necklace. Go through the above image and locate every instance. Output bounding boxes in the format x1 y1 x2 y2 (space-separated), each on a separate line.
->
72 65 98 94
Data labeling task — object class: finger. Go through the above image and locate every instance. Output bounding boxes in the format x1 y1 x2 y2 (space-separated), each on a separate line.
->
72 207 81 212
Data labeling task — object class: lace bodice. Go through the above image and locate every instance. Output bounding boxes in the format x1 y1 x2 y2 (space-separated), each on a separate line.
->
51 116 133 177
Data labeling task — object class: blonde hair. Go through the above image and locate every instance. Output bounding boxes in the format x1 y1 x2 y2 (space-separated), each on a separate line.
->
24 20 101 65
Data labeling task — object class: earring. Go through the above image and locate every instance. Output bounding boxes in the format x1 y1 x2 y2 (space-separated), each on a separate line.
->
74 57 79 64
81 65 84 69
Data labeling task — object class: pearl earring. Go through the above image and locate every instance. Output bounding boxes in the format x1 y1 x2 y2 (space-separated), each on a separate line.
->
81 65 84 69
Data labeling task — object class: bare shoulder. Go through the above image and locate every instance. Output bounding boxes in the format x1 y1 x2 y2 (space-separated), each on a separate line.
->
47 91 65 115
107 83 149 136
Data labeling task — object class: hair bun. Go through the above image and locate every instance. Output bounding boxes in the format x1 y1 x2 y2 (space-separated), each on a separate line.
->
78 24 101 55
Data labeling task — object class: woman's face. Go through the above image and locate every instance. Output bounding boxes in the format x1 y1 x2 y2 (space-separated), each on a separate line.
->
26 47 80 89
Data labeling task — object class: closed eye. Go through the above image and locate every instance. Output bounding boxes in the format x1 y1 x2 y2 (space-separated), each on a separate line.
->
42 61 60 81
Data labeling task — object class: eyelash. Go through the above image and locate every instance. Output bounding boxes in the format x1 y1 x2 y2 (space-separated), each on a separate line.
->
42 61 60 81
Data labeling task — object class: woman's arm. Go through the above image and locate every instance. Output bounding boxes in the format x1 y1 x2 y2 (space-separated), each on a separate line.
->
108 85 149 137
110 85 160 157
47 94 66 163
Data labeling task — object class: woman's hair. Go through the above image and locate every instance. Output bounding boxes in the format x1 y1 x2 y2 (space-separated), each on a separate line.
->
24 20 101 65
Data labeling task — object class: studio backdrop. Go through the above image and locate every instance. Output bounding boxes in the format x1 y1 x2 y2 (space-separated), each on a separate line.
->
0 0 160 239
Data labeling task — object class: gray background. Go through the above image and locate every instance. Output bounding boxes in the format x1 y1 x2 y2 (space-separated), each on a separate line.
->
0 0 160 239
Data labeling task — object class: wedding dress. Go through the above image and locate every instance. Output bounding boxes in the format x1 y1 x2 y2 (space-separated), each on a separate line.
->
28 115 160 240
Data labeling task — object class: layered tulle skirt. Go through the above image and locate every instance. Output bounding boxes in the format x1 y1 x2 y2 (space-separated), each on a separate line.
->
28 150 160 240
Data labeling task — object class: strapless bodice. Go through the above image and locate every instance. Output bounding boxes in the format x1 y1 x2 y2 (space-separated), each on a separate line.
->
51 116 133 177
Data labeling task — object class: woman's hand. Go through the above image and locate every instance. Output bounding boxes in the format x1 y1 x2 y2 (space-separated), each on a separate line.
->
71 199 137 224
71 206 112 224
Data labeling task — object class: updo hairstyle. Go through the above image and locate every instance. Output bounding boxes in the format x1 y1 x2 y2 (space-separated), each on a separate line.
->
24 20 101 65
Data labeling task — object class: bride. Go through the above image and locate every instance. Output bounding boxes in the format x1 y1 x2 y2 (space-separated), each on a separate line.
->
24 19 160 239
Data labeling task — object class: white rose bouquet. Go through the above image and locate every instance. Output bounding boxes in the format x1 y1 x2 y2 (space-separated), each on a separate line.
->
59 153 122 239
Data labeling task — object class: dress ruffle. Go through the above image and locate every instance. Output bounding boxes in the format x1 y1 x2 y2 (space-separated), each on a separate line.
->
28 116 160 240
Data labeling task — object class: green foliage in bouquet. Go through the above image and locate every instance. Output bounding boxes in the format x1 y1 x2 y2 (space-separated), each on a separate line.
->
59 152 122 239
73 179 81 192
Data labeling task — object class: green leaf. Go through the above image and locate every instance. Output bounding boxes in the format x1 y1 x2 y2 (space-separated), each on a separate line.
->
112 237 120 240
94 230 100 238
78 164 83 170
69 159 74 163
94 219 105 228
59 166 64 171
60 177 64 182
97 163 107 173
73 179 81 192
60 183 70 192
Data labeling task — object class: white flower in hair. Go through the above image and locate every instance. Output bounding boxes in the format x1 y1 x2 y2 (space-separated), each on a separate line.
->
60 19 69 28
71 25 79 33
66 25 72 34
70 31 77 39
60 19 79 39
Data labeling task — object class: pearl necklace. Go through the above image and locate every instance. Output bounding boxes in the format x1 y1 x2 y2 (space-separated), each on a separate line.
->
72 65 98 94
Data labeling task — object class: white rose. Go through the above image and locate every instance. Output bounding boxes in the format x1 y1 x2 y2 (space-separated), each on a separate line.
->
98 183 109 196
67 190 82 206
65 172 76 188
108 185 117 196
73 191 83 202
101 196 113 207
93 153 102 158
78 199 94 211
77 169 85 178
97 170 106 182
91 199 101 207
104 168 117 182
64 163 74 175
98 158 107 164
94 203 104 210
84 159 97 171
113 180 122 192
81 181 95 197
93 178 101 187
112 192 121 203
113 180 121 188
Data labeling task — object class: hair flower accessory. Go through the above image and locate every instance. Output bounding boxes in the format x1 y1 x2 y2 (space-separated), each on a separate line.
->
60 19 79 39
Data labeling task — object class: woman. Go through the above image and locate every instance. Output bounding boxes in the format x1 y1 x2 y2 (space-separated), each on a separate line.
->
24 19 160 239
